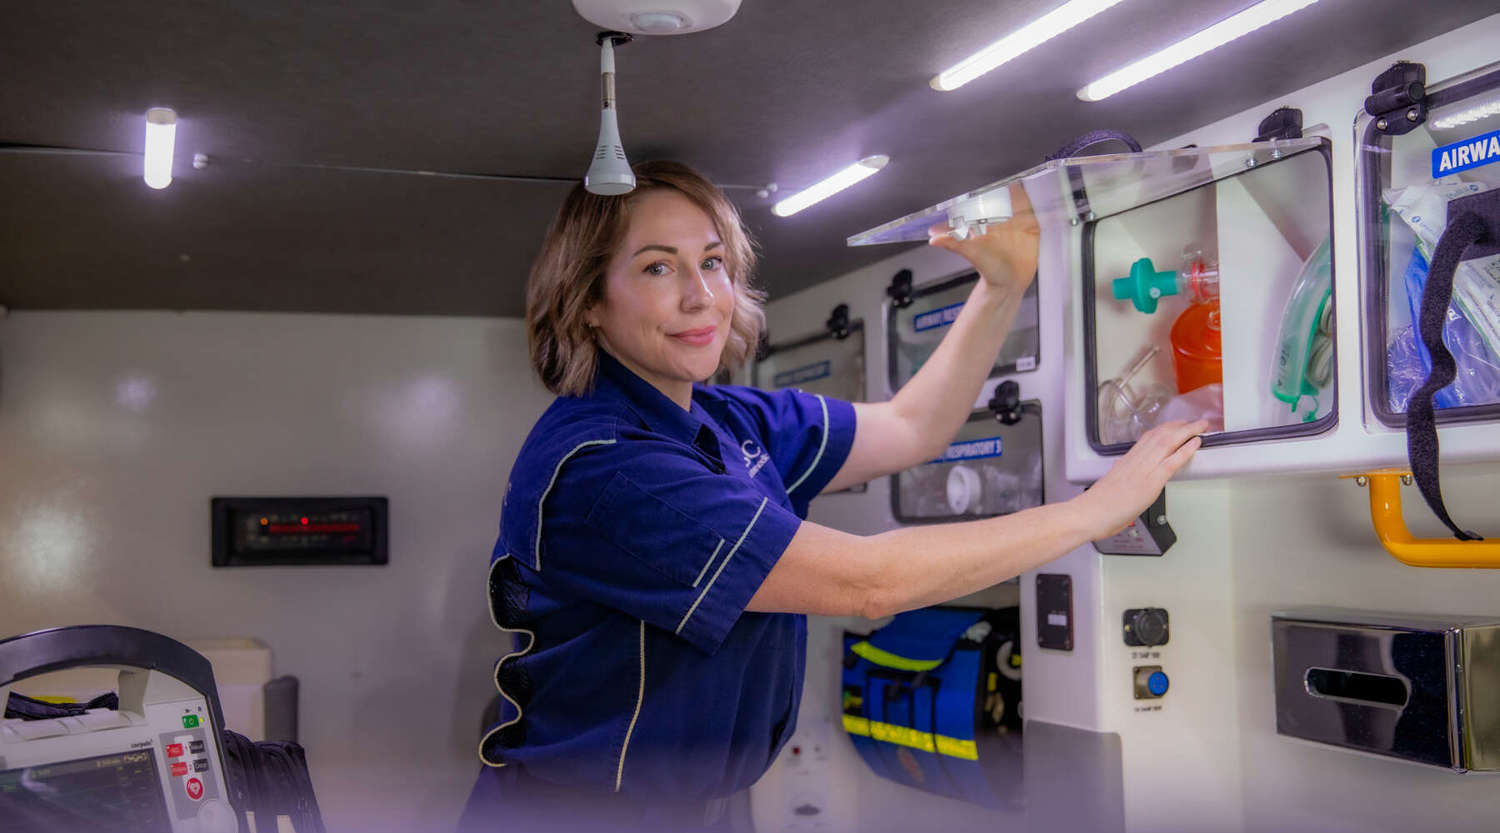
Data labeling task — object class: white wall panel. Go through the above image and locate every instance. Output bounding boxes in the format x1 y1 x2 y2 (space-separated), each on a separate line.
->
0 310 551 833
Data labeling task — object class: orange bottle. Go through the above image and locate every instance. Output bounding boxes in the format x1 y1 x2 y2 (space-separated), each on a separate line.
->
1169 300 1222 394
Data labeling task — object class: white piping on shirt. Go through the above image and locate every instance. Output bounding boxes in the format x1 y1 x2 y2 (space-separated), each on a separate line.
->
784 394 830 494
676 497 768 636
535 438 617 571
692 538 726 588
615 620 646 792
477 553 534 769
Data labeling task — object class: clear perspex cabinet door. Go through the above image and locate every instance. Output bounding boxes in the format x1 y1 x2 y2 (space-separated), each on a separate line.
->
753 323 867 491
852 138 1339 455
1357 61 1500 428
752 322 866 404
891 404 1044 524
1082 143 1336 452
888 273 1039 393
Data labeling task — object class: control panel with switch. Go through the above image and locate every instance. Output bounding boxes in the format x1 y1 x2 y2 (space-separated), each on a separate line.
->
1092 489 1175 555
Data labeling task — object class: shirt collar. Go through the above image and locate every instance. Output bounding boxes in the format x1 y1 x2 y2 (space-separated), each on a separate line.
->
595 352 722 464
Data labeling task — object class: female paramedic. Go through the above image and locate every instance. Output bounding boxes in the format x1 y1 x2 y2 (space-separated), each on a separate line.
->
457 160 1207 833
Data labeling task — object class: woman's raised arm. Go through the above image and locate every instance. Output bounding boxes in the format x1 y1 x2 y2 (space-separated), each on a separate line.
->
751 418 1207 619
824 184 1042 492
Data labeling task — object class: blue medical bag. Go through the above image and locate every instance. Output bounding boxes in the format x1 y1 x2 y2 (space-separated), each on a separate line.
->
841 606 1022 808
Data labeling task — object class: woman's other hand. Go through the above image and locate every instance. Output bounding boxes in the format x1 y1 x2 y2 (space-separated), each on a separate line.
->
927 182 1041 296
1072 419 1210 540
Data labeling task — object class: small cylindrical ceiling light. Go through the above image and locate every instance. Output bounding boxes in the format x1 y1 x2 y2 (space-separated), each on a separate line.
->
1077 0 1320 103
585 36 635 195
932 0 1125 92
143 107 177 189
772 155 889 218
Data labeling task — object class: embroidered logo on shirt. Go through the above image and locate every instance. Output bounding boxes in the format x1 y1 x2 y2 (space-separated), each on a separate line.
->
740 440 770 478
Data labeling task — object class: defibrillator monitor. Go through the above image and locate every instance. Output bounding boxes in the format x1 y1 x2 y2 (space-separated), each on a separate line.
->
0 626 239 833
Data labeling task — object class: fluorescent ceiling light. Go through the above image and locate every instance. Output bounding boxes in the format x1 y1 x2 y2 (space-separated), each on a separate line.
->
933 0 1125 92
1432 97 1500 130
772 156 889 218
1078 0 1320 103
143 107 177 189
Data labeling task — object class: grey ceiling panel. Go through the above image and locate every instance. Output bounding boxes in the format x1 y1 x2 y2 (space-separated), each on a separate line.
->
1 0 1494 317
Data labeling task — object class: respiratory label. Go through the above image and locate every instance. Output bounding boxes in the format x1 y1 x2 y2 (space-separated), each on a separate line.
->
772 360 831 388
930 436 1003 464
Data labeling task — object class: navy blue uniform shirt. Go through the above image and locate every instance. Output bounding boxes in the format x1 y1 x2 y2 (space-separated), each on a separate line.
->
475 353 856 804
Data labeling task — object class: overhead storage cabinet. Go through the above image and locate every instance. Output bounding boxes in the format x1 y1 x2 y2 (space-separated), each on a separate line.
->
1356 60 1500 429
887 272 1039 394
852 139 1340 482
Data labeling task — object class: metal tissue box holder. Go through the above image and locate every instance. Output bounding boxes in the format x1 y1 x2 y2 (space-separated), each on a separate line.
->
1271 609 1500 771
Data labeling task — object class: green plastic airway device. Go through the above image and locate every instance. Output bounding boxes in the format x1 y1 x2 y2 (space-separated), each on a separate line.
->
1112 258 1181 314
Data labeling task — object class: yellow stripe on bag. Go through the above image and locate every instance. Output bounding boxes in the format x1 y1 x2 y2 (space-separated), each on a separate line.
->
935 735 979 760
842 715 870 735
848 641 943 671
841 715 978 761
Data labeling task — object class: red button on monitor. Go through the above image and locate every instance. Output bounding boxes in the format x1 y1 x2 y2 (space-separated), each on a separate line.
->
166 743 185 758
171 761 189 777
185 777 204 801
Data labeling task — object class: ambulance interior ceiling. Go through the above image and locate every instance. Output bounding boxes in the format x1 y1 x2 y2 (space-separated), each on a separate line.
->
1 0 1493 317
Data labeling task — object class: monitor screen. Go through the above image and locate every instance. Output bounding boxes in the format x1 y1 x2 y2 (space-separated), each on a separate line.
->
0 748 171 833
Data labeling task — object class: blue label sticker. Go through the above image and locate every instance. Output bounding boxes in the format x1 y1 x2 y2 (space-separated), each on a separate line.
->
772 360 831 388
930 436 1003 464
912 301 964 333
1432 129 1500 178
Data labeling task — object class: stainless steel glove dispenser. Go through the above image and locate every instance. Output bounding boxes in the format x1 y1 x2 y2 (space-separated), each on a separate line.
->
1271 609 1500 772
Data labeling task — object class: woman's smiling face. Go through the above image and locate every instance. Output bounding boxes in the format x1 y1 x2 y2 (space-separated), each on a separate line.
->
588 188 736 405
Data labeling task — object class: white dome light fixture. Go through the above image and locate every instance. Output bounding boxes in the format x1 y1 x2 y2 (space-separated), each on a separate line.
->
571 0 742 35
574 1 744 196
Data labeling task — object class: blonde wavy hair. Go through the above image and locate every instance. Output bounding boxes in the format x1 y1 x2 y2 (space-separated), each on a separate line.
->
525 160 766 397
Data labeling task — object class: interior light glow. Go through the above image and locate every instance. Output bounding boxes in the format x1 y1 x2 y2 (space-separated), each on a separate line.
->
143 107 177 189
772 156 889 218
1432 97 1500 130
1077 0 1320 103
932 0 1125 92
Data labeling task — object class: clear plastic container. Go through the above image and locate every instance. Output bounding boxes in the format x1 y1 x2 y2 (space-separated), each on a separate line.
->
1355 60 1500 427
851 137 1339 456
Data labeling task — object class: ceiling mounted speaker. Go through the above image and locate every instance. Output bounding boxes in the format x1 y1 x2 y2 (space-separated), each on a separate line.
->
571 0 743 35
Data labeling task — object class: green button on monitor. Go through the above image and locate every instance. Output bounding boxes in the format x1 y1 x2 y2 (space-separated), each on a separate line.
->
182 715 200 728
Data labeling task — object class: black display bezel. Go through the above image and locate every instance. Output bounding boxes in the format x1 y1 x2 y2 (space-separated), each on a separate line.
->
211 496 388 567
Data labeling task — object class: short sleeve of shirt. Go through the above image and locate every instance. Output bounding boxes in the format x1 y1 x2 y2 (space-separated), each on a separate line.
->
534 433 803 655
714 386 857 513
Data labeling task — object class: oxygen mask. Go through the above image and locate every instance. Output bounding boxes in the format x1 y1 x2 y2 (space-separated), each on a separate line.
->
1098 344 1171 444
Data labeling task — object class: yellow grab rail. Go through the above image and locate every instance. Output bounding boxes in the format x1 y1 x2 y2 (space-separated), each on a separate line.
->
1346 471 1499 568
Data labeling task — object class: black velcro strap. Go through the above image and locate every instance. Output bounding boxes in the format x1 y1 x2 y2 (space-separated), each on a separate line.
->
1046 129 1142 161
1405 190 1498 541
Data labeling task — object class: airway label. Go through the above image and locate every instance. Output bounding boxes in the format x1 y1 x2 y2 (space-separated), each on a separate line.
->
166 743 185 758
186 777 204 801
171 761 189 777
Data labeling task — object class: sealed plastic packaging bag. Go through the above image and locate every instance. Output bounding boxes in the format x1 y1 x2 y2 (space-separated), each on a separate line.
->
1386 248 1500 410
1383 182 1500 411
